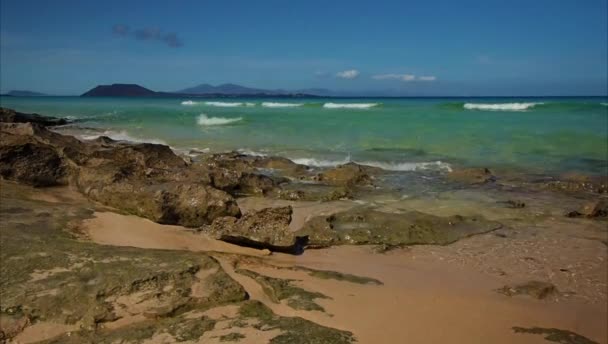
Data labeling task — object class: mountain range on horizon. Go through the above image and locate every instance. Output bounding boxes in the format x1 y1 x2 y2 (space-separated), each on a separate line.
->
3 83 607 98
2 83 335 97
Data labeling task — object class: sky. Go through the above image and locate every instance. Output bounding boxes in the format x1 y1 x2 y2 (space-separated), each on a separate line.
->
1 0 607 96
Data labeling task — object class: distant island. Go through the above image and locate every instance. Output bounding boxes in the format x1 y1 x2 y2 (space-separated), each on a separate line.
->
3 90 48 96
81 84 158 97
80 83 323 98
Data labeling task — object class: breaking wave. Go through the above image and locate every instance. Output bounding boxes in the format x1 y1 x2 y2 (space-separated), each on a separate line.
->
78 130 167 145
463 102 541 111
197 114 242 126
323 103 379 109
291 157 451 172
181 100 198 106
204 101 245 107
261 102 303 108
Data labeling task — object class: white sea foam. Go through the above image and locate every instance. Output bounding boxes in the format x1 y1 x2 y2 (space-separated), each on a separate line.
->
245 102 256 107
261 102 303 108
601 103 608 106
197 114 242 126
290 157 451 172
204 101 244 107
359 160 452 172
463 102 541 111
291 157 352 167
323 103 379 109
78 130 167 145
181 100 198 106
237 148 268 157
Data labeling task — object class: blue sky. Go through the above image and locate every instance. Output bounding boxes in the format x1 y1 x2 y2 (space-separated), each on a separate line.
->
1 0 606 96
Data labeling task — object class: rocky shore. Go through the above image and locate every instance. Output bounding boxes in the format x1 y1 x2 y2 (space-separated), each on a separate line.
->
1 107 606 343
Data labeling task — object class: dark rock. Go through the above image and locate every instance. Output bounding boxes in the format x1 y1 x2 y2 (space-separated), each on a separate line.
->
504 200 526 208
0 124 70 186
203 206 308 254
448 167 496 184
0 117 241 227
297 208 502 247
0 107 68 126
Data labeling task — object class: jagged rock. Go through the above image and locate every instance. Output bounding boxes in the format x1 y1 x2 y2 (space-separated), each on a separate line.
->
0 117 241 226
566 199 608 219
0 107 68 126
315 163 375 187
0 124 70 186
448 167 496 184
203 206 308 253
297 208 502 247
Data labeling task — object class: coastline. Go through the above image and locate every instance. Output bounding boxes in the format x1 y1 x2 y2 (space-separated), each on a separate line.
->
1 108 606 343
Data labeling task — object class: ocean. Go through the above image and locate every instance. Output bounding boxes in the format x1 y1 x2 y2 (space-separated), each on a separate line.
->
1 96 607 176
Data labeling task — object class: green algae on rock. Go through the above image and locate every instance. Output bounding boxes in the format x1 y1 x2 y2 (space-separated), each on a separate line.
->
238 301 355 344
220 332 246 342
297 207 503 247
0 181 247 342
235 269 330 312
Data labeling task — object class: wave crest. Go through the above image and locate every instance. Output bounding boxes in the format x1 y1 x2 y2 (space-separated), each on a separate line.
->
463 102 541 111
204 101 245 107
290 157 451 172
79 130 167 145
181 100 198 106
197 114 242 126
323 103 379 109
261 102 303 108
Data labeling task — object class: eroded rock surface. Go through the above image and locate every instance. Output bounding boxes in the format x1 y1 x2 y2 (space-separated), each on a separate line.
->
566 199 608 219
0 107 69 126
0 121 242 226
202 206 308 254
297 208 503 247
315 162 377 187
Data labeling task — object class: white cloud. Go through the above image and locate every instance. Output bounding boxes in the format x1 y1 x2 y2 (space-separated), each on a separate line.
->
336 69 360 79
372 74 415 81
372 74 437 82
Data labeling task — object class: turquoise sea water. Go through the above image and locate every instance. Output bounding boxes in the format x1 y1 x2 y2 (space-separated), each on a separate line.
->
1 96 607 176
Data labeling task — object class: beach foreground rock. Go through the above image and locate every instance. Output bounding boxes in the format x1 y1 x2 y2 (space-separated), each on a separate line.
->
0 120 241 226
202 206 309 254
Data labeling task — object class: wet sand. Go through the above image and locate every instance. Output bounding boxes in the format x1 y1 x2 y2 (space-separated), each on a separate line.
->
82 207 608 344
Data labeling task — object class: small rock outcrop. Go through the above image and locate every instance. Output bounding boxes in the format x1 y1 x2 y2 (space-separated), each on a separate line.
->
566 199 608 219
203 206 308 254
0 107 69 126
297 208 502 247
315 163 376 187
